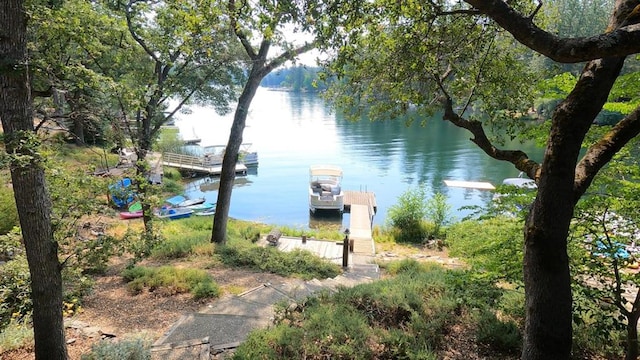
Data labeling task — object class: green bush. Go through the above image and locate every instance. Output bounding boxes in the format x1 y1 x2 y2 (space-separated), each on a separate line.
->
475 311 522 354
121 266 220 299
240 226 261 243
0 184 19 236
0 257 32 328
0 320 33 352
425 193 452 238
216 244 341 280
235 265 497 359
447 217 523 281
0 228 23 262
386 187 450 243
497 289 525 327
81 338 151 360
160 177 183 194
387 186 428 230
150 234 209 259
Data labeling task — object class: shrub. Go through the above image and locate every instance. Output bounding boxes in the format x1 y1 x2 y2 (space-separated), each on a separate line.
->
121 266 220 299
81 338 151 360
447 217 523 281
235 265 496 359
425 192 452 239
0 320 33 352
387 186 428 230
150 234 209 259
475 311 522 354
240 226 261 243
0 257 32 328
216 244 341 280
0 183 19 236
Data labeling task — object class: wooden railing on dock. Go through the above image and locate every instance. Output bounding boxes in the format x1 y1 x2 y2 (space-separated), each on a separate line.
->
161 152 247 176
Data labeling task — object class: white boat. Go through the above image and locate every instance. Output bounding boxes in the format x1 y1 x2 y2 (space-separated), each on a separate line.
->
502 172 537 189
309 165 344 213
185 201 215 212
195 209 216 216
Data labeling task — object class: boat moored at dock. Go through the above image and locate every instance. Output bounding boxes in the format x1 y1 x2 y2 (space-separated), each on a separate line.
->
309 165 344 214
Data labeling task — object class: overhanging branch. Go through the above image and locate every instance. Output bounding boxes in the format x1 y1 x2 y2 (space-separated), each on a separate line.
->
463 0 640 63
436 81 540 180
262 41 316 76
574 105 640 196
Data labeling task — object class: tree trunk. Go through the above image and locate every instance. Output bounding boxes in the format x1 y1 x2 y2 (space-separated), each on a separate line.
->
212 68 264 244
626 312 639 360
522 195 573 359
73 116 85 145
521 55 625 359
0 1 68 359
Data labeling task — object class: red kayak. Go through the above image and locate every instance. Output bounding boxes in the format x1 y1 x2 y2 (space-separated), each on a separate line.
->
119 210 143 220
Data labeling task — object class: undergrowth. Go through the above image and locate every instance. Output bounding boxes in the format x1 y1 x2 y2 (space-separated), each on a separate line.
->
233 260 520 359
121 266 220 300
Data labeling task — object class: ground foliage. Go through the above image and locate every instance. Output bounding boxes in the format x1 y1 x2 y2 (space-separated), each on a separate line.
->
233 260 519 359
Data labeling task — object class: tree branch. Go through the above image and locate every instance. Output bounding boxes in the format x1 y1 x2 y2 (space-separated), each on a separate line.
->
463 0 640 63
574 105 640 196
125 0 159 62
262 41 316 77
229 0 257 59
437 81 540 179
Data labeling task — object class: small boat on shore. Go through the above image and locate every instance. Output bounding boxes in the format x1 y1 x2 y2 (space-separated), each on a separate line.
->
195 209 216 216
164 195 205 208
119 210 143 220
177 197 205 208
155 207 194 220
185 202 215 212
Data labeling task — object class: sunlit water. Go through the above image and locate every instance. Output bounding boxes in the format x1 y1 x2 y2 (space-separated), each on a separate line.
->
175 87 543 230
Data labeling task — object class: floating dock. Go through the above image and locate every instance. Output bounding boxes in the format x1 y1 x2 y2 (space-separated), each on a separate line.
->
162 152 247 176
443 179 495 190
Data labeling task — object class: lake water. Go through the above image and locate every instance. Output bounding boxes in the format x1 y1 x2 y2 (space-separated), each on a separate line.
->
176 87 543 230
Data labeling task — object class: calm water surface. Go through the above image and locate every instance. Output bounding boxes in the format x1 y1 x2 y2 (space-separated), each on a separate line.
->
176 87 542 230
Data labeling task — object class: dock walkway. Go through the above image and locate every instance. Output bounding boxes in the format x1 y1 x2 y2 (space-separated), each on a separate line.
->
343 191 376 255
162 152 247 176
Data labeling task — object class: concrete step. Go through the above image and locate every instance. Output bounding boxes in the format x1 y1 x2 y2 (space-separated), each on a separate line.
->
348 263 381 280
151 337 210 360
237 283 293 306
269 279 317 301
306 278 337 294
200 295 274 319
153 313 270 350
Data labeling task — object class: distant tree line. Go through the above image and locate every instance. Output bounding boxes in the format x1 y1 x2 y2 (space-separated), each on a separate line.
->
261 66 331 92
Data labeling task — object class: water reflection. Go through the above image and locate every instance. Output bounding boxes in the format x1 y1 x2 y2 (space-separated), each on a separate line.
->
308 211 344 230
179 88 544 229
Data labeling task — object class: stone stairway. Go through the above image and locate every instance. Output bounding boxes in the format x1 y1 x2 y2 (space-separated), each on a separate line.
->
150 263 380 360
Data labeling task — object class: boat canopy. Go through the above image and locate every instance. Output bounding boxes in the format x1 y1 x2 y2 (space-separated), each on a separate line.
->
309 165 343 178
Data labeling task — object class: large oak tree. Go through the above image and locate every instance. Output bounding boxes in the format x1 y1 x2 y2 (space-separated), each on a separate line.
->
314 0 640 358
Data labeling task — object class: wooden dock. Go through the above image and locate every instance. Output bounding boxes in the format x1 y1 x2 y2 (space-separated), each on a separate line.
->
343 191 377 255
162 152 247 176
